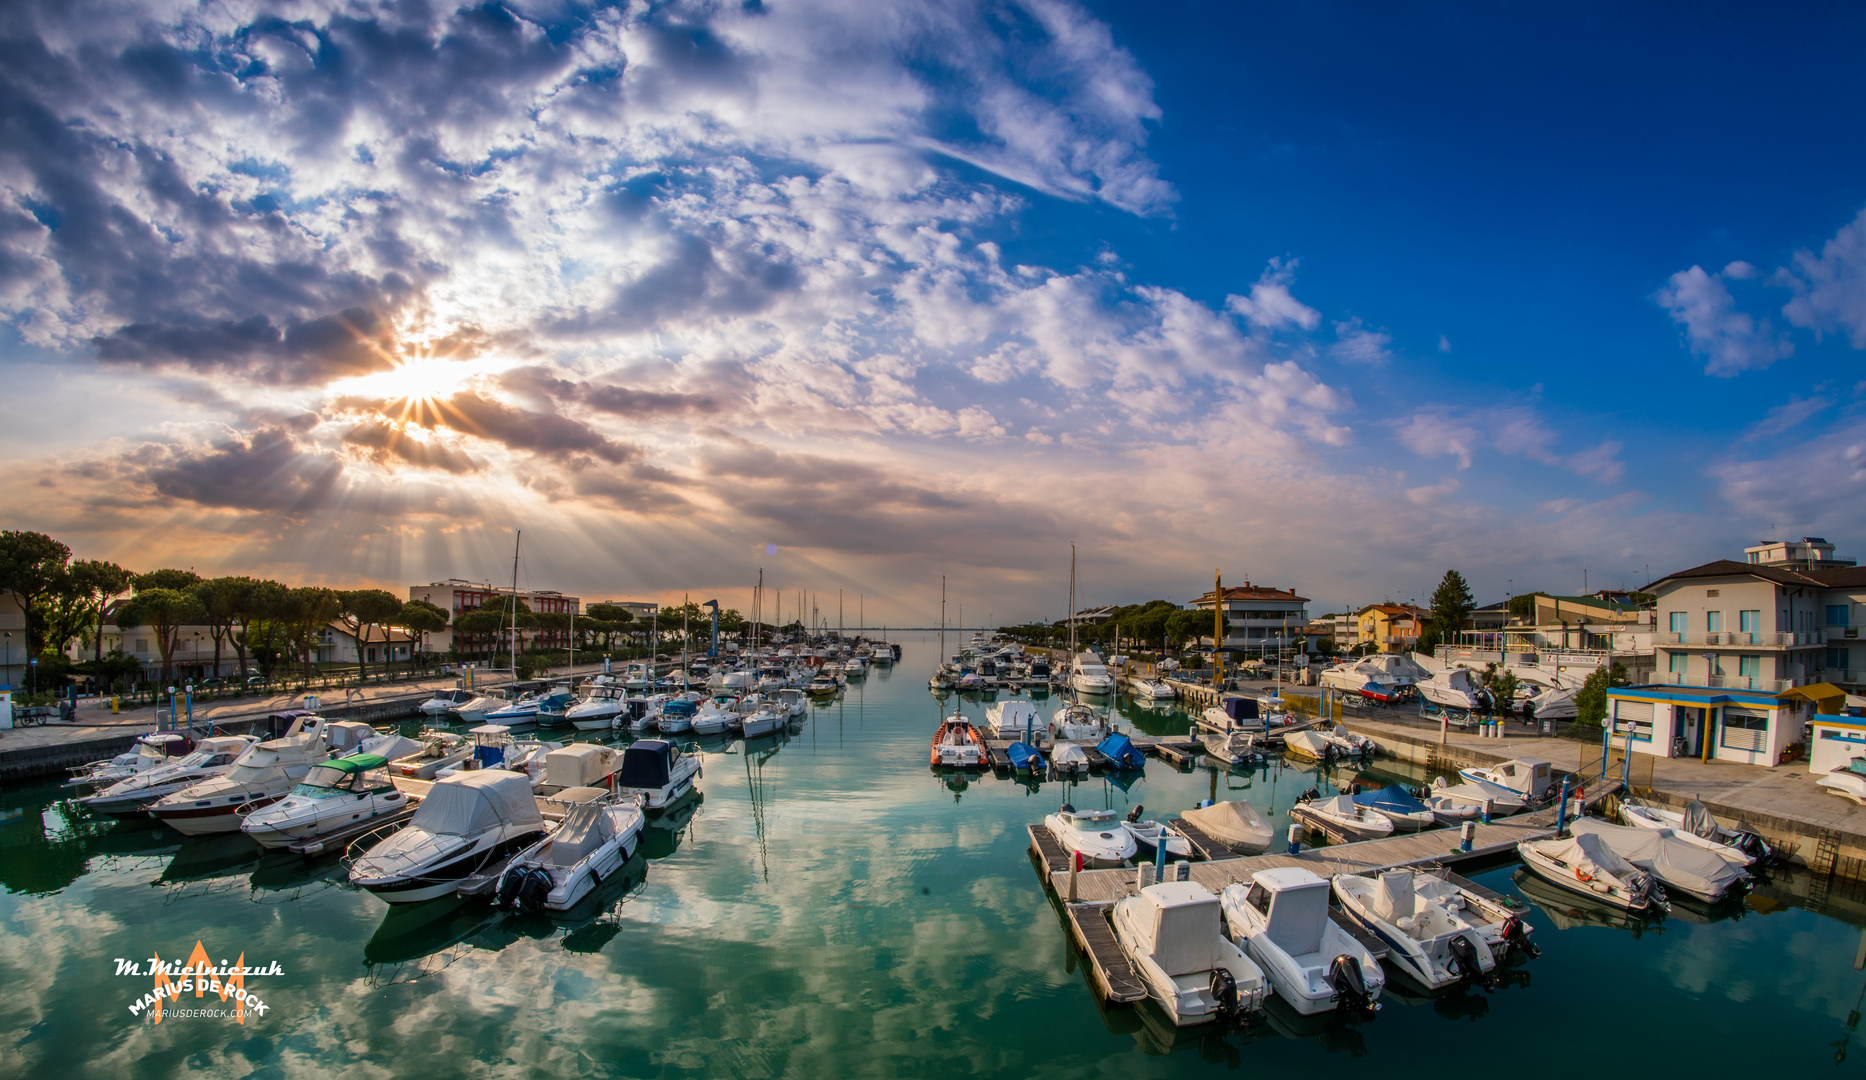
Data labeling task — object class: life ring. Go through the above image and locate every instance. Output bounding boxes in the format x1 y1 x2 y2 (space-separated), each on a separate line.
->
1574 867 1594 883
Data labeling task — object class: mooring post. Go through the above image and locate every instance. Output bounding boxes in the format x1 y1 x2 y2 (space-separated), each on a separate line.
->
1460 821 1475 853
1155 834 1167 878
1482 797 1493 825
1556 775 1572 833
1068 849 1080 902
1287 822 1302 856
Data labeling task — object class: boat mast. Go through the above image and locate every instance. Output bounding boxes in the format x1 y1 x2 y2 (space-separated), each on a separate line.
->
509 530 521 684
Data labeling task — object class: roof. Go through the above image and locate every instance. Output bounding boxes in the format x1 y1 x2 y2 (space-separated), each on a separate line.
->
1607 683 1789 707
1647 559 1866 591
1357 603 1429 617
1191 585 1311 604
1252 866 1326 891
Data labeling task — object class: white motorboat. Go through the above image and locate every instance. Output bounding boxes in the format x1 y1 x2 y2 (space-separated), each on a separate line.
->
739 705 784 738
1423 791 1483 826
1051 702 1107 742
349 770 550 904
566 685 628 731
64 731 194 791
79 736 256 817
931 712 987 768
1517 831 1665 912
240 751 415 849
1131 679 1177 700
1284 729 1331 760
1289 794 1395 842
1349 785 1438 832
1428 775 1525 816
691 701 735 736
1321 725 1375 757
1220 868 1383 1015
1051 743 1091 776
1200 731 1268 767
390 731 473 779
1457 757 1553 803
843 656 867 679
1198 697 1263 736
1046 803 1138 867
535 743 621 797
449 689 510 723
985 700 1042 740
1619 799 1771 865
1568 817 1749 904
1319 654 1423 693
1416 667 1491 712
494 798 645 913
775 688 807 718
435 727 560 789
1179 800 1275 855
1071 652 1115 696
614 739 702 809
1121 808 1192 860
1333 869 1501 990
1515 681 1578 720
1115 881 1269 1026
149 716 358 836
419 688 479 716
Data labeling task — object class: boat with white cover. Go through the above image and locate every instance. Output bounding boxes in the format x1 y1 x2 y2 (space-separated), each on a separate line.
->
1051 743 1091 776
614 739 701 810
985 700 1042 740
691 701 735 736
1619 800 1770 865
1046 803 1137 867
390 730 473 779
1131 679 1177 700
1179 800 1275 855
1115 880 1268 1026
1319 654 1423 693
1568 817 1749 904
240 751 416 849
1051 702 1107 742
494 797 645 913
348 770 549 904
1289 793 1395 842
1333 869 1504 989
1517 831 1665 912
80 736 256 817
1457 757 1553 803
150 717 366 835
1220 867 1383 1015
1201 731 1269 767
1284 729 1331 760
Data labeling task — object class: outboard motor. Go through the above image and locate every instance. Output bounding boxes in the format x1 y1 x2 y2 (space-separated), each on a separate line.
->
1208 967 1240 1019
1446 933 1484 983
1126 804 1144 823
1498 915 1539 960
513 868 553 916
494 868 525 910
1059 801 1076 815
1326 954 1377 1013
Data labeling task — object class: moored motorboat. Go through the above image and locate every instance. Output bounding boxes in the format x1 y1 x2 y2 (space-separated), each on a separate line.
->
614 739 702 810
240 752 415 849
1115 881 1269 1026
1051 702 1107 742
1219 867 1383 1015
348 770 549 904
1567 817 1749 904
1457 757 1553 804
149 717 358 836
1070 651 1115 696
1046 803 1137 867
1051 743 1091 776
1007 741 1046 773
1284 729 1331 760
1289 793 1395 842
390 731 473 779
419 688 479 716
64 732 194 791
1618 800 1770 866
1332 869 1506 990
985 700 1042 740
1349 785 1436 832
931 712 987 768
79 736 256 817
1131 678 1177 700
1122 807 1191 859
566 684 628 731
494 798 645 913
1516 831 1665 912
1179 799 1275 855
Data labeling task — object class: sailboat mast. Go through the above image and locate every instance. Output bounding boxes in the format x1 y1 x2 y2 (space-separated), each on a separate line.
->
509 531 521 683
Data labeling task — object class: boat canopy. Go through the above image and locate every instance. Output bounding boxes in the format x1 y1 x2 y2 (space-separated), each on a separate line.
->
328 753 388 772
410 771 541 835
1096 733 1145 769
1221 697 1260 722
1007 742 1043 769
1569 818 1745 900
1353 784 1429 816
619 740 677 788
1531 830 1641 883
549 802 620 867
1182 799 1273 852
1132 882 1222 976
1253 867 1330 954
546 744 614 788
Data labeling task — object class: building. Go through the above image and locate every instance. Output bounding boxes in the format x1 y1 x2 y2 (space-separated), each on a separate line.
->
1 590 25 690
315 621 414 666
1188 584 1309 653
1645 556 1864 694
1744 536 1857 571
591 601 659 621
1067 605 1119 626
1606 683 1823 768
407 580 582 654
1356 603 1429 654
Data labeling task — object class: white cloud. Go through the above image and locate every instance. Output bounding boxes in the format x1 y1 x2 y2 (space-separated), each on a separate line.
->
1742 395 1831 441
1223 259 1321 332
1396 406 1623 483
1328 316 1394 366
1652 264 1792 375
1779 206 1866 349
1438 335 1451 353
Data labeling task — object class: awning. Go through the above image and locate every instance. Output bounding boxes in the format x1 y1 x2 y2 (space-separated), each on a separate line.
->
1784 682 1848 714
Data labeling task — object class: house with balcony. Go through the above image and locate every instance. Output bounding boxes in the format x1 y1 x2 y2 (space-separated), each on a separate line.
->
1646 557 1863 694
1355 603 1429 654
408 580 583 655
1188 584 1309 655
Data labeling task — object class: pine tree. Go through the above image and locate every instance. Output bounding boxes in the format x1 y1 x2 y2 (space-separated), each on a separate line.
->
1426 570 1475 648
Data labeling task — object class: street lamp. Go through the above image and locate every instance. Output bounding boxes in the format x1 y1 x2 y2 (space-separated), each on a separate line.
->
29 657 37 696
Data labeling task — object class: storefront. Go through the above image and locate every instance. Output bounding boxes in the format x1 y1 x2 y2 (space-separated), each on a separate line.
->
1606 684 1805 768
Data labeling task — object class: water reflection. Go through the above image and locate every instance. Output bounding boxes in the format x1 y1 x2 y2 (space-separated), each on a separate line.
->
1512 868 1669 937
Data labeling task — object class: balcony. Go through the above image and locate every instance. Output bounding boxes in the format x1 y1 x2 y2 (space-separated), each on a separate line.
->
1827 626 1860 643
1655 671 1798 693
1659 631 1823 649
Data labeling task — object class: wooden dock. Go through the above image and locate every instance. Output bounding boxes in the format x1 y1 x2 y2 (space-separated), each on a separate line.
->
1064 902 1148 1003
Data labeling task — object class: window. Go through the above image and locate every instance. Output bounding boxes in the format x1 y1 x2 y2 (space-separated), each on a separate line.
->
1721 709 1770 753
1740 610 1760 636
1613 700 1653 741
1669 652 1689 674
1706 611 1723 633
1738 655 1761 687
1706 589 1721 598
1669 612 1687 635
1829 605 1851 628
1831 648 1851 670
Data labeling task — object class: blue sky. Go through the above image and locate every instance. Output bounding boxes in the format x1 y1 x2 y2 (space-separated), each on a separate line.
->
0 1 1862 621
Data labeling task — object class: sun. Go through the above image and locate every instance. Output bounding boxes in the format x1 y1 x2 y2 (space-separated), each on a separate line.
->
333 356 479 404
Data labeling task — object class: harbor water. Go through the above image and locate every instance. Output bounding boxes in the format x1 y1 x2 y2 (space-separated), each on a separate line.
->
3 635 1866 1077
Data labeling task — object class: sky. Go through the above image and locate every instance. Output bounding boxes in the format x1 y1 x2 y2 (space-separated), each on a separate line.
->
2 0 1864 625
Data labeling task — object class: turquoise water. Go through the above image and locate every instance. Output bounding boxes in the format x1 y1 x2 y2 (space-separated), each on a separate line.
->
3 634 1865 1078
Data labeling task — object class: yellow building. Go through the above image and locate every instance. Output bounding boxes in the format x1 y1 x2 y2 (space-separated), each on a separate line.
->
1356 603 1430 653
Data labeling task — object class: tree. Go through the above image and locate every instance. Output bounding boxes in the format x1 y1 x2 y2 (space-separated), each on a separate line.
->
116 588 206 682
1573 662 1629 727
37 558 132 660
1507 591 1545 621
282 587 342 682
1426 570 1475 650
0 530 73 657
451 607 507 660
73 561 135 671
1482 663 1520 715
135 568 204 593
189 578 245 679
400 599 449 671
339 589 405 683
231 579 288 680
1165 609 1227 651
718 608 745 644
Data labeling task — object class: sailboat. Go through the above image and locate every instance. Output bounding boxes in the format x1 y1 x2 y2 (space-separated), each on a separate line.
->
929 576 954 691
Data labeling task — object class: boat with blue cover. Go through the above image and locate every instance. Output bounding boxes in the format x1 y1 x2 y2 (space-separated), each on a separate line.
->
1007 741 1046 772
1350 785 1437 831
1097 732 1146 770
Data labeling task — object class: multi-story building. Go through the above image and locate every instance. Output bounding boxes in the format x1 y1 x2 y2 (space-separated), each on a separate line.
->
407 580 582 654
1744 536 1857 572
1188 584 1309 654
1 589 25 691
591 600 660 621
1355 603 1429 654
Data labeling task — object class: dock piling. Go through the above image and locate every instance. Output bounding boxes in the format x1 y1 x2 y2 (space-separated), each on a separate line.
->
1460 821 1475 853
1287 822 1301 856
1068 849 1080 902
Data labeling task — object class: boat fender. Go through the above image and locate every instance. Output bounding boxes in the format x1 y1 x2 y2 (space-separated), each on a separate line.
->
1446 934 1483 983
1208 967 1240 1017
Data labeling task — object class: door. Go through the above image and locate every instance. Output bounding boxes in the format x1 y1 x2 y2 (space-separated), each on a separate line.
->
1679 707 1701 758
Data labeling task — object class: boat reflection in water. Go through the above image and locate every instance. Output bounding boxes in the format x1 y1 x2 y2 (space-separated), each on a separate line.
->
499 850 651 954
247 849 348 900
363 894 505 977
639 789 703 861
158 832 264 886
1128 994 1251 1066
1513 868 1668 937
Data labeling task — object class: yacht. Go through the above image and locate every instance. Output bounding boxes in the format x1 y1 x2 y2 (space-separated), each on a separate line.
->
985 700 1042 740
1070 652 1115 696
349 770 550 904
1317 653 1424 692
494 798 645 913
565 684 629 731
1050 702 1106 742
614 739 702 809
418 688 479 716
1131 678 1177 700
1045 803 1137 866
80 736 256 817
239 751 414 850
1220 868 1383 1015
64 732 194 791
149 717 358 836
739 702 785 738
1417 667 1491 713
1334 869 1537 989
1114 880 1268 1026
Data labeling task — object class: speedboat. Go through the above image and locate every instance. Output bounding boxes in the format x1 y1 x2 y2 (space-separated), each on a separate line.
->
1319 654 1422 693
1284 729 1332 760
656 696 698 733
566 685 628 731
1070 652 1115 696
1051 702 1106 742
1201 731 1268 767
240 752 414 849
1179 800 1274 855
805 673 839 696
1198 697 1262 737
931 712 987 768
1350 785 1437 832
1516 831 1666 912
775 688 808 718
149 716 365 836
1429 775 1526 816
80 736 256 817
1289 794 1395 842
64 732 195 791
1333 870 1507 990
1568 817 1749 904
1416 667 1491 713
390 731 473 779
530 689 580 728
691 701 735 736
1321 725 1375 758
483 691 550 726
1457 757 1553 804
1423 791 1482 826
1131 679 1177 700
985 700 1042 740
1619 800 1770 865
1515 681 1578 720
843 656 867 679
614 739 702 810
348 770 550 904
1045 803 1137 867
494 798 645 913
1220 868 1383 1015
419 688 479 716
1121 806 1191 859
739 704 784 738
1115 881 1269 1026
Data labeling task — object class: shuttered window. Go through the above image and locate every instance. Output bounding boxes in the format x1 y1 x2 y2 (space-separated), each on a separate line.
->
1721 709 1769 753
1613 700 1654 741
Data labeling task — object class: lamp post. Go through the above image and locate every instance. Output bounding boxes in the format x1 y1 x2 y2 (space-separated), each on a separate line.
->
29 657 37 696
3 630 10 688
166 685 177 732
